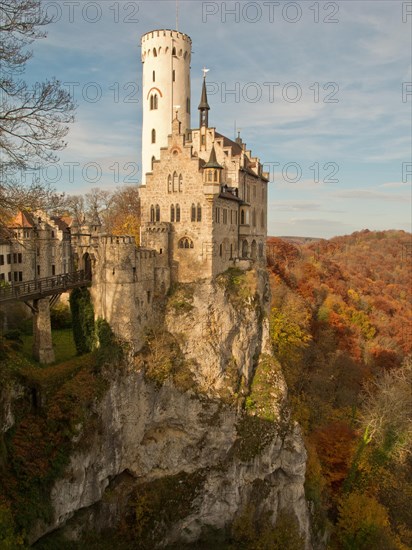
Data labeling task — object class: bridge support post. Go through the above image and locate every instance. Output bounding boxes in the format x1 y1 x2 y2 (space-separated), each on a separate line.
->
32 298 55 364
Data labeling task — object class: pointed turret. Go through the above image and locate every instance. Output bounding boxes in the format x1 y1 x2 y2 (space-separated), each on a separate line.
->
203 144 222 169
198 71 210 128
203 144 223 188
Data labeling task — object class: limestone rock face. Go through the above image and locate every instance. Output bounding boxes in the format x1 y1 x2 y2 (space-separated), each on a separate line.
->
35 269 311 547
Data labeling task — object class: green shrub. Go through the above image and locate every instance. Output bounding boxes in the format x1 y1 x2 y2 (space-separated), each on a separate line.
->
50 303 72 330
69 288 96 355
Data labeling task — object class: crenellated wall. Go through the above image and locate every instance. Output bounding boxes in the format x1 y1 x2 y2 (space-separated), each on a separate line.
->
81 234 170 349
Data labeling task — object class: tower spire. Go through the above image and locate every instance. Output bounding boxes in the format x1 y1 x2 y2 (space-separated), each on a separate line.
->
198 68 210 128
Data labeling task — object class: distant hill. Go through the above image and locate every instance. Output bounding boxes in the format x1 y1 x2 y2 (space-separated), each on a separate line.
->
266 229 412 548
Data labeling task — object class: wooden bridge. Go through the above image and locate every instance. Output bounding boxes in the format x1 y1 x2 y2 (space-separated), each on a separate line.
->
0 270 91 364
0 270 91 306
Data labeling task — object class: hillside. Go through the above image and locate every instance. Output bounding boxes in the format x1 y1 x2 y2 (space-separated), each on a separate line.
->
267 229 412 549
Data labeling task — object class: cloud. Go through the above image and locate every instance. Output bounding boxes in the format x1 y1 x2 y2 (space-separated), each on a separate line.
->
333 190 410 202
268 201 345 213
379 181 410 188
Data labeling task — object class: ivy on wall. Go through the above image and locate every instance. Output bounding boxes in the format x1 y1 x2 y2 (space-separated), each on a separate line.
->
69 288 96 355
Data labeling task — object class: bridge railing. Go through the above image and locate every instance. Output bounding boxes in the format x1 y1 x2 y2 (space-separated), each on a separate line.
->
0 270 91 303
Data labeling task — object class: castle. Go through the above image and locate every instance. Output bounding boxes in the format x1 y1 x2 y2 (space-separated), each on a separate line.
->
139 29 269 283
1 28 269 355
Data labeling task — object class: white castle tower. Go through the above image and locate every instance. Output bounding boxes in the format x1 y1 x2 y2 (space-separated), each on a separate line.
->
141 29 192 183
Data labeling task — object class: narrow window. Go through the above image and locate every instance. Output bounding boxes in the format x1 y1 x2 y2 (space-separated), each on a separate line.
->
170 204 175 222
155 204 160 222
186 97 190 113
0 255 3 266
197 204 202 222
173 171 178 192
168 175 172 193
7 254 11 264
151 129 156 143
240 210 245 225
153 48 157 57
172 47 176 56
172 70 175 82
219 244 223 257
153 70 155 82
214 170 218 182
150 205 155 222
52 265 56 276
178 174 183 192
18 253 22 263
176 204 181 222
191 204 196 222
37 265 40 276
252 209 256 227
151 156 155 171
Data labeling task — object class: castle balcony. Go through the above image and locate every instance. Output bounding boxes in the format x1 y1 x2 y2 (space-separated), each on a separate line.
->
144 222 171 233
239 224 251 237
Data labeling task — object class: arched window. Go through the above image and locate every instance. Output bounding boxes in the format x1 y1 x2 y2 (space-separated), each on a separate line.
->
151 156 155 171
151 129 156 144
155 204 160 222
251 240 257 260
150 94 158 110
214 170 218 182
240 210 245 225
191 203 196 222
252 208 256 227
179 174 183 192
208 171 213 182
197 204 202 222
153 48 157 57
242 240 248 258
219 243 223 257
150 205 155 222
170 204 175 222
168 174 172 193
178 237 194 249
258 242 264 258
176 204 181 222
173 171 178 192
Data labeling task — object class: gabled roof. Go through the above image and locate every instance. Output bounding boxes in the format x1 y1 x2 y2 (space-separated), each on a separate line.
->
51 216 70 233
9 210 35 228
214 132 243 157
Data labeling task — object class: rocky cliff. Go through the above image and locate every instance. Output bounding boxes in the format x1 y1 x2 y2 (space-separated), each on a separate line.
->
30 268 311 547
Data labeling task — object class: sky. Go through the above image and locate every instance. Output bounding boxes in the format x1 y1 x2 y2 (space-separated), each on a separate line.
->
21 0 412 238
